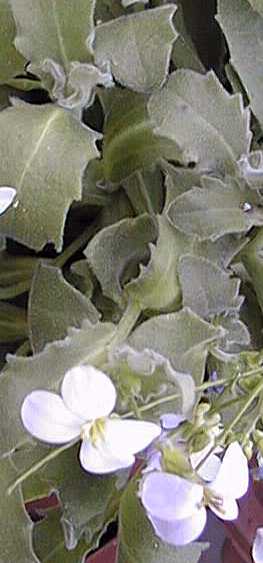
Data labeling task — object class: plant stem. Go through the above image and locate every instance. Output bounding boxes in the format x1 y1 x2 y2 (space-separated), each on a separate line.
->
109 300 141 349
8 440 78 495
53 223 97 269
222 377 263 439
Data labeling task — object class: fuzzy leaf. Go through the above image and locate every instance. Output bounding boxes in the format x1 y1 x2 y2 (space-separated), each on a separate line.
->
148 69 251 173
178 255 243 319
192 236 248 269
168 176 263 241
0 458 38 563
118 478 208 563
0 103 99 250
33 509 88 563
85 214 157 305
172 0 205 73
0 302 27 343
242 228 263 314
129 308 224 384
10 0 95 68
0 0 25 84
28 263 100 353
94 6 178 93
102 89 176 183
0 319 115 456
13 444 122 553
217 0 263 128
110 345 196 416
215 316 250 354
126 215 189 312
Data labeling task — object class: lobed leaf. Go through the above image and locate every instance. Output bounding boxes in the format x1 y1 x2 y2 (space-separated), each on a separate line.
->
0 103 99 250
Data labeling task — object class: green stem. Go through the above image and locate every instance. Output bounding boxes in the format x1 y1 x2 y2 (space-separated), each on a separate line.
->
8 439 78 496
109 300 141 349
222 377 263 439
53 223 97 269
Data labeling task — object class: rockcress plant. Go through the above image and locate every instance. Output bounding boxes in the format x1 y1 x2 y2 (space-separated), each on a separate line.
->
0 1 263 562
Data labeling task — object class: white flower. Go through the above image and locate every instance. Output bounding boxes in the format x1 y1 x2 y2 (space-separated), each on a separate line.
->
0 187 16 214
141 442 249 546
21 365 161 474
253 527 263 562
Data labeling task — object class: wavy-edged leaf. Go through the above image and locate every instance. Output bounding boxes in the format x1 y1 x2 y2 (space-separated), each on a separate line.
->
110 345 195 417
0 0 25 84
13 443 122 554
118 478 208 563
148 69 251 173
85 214 157 305
28 263 100 354
94 6 178 93
0 103 99 250
168 176 263 241
193 236 248 269
129 308 224 384
126 215 189 312
217 0 263 128
215 315 250 354
0 319 115 456
0 458 38 563
102 89 176 183
10 0 95 68
178 255 243 319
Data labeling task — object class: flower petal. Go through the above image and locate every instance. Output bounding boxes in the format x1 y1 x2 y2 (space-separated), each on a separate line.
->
209 497 238 521
253 527 263 563
104 419 161 457
148 508 207 546
21 390 82 443
61 365 116 420
0 187 16 214
160 413 185 430
211 442 249 499
191 445 222 482
79 438 134 473
141 472 204 520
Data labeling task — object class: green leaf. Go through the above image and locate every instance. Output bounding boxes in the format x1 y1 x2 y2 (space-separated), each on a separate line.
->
110 345 196 416
10 0 95 68
215 315 250 354
162 162 201 211
0 102 99 251
172 0 205 73
167 176 263 241
129 308 224 384
178 255 243 319
94 6 178 93
85 214 157 305
0 319 115 456
148 69 251 173
192 235 248 269
125 215 189 312
0 458 37 562
247 0 263 16
123 168 164 216
217 0 263 128
118 478 208 563
102 89 176 183
242 228 263 314
0 251 38 300
0 302 27 343
0 0 25 84
28 263 100 353
33 508 88 563
13 444 122 552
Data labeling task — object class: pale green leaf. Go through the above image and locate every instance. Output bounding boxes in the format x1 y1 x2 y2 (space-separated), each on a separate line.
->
13 443 122 552
122 168 164 216
110 345 196 416
217 0 263 128
148 69 251 173
0 319 115 456
0 458 38 563
10 0 95 69
0 103 99 250
248 0 263 16
102 89 176 183
28 263 100 353
215 315 250 354
118 478 208 563
0 251 38 300
242 228 263 313
94 6 178 93
0 0 25 84
85 214 157 305
129 308 224 384
0 302 27 343
172 0 205 73
126 215 189 312
162 162 201 211
33 509 88 563
70 260 94 298
168 176 263 241
178 255 243 319
193 236 249 269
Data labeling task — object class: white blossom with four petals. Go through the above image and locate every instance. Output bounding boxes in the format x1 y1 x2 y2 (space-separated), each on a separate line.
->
21 365 161 474
141 442 249 546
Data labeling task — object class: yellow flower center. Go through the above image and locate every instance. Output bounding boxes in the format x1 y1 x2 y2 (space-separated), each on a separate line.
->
80 417 106 447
